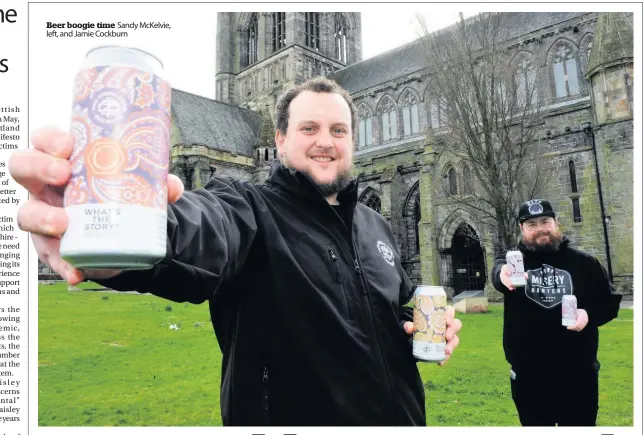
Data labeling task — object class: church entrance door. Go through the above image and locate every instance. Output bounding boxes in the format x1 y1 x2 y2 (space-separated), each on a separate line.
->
450 223 486 295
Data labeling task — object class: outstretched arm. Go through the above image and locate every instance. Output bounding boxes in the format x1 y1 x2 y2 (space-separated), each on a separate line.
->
95 177 258 304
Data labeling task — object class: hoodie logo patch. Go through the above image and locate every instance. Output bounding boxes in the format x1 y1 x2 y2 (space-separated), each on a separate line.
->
377 241 395 267
525 264 574 308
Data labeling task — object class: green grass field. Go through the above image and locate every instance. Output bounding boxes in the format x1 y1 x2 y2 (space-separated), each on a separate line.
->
38 282 634 426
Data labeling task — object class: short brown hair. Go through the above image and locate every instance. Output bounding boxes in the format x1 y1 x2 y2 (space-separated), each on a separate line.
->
275 77 357 135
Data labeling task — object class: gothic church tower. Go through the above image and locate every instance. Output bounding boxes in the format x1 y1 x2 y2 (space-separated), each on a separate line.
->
215 12 362 119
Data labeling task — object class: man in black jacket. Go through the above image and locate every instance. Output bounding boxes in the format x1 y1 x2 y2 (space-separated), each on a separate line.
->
11 77 461 426
491 199 621 426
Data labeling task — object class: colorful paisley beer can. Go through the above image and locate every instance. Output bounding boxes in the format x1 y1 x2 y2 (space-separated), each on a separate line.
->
562 294 578 327
60 46 171 269
412 285 447 362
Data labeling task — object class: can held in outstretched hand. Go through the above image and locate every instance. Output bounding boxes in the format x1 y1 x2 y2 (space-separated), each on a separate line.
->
60 46 171 269
506 250 527 287
412 285 447 362
562 295 578 326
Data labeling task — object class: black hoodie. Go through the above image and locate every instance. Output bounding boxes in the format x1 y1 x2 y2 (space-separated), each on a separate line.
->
96 161 425 426
491 237 621 371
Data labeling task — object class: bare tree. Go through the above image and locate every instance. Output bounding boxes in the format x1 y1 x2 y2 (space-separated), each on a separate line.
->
417 13 549 253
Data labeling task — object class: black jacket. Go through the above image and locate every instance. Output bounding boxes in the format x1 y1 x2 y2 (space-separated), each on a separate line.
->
491 237 621 372
97 161 426 426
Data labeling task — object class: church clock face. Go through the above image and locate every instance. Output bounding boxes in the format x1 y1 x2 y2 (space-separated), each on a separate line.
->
529 203 543 215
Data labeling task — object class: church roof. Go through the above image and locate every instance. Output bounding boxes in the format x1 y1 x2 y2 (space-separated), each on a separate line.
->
586 12 633 77
330 12 586 94
171 89 262 157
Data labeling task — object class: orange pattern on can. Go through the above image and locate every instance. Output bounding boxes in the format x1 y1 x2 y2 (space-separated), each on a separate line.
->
65 65 171 210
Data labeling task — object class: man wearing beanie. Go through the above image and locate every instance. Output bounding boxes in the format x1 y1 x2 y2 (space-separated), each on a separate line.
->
491 199 622 426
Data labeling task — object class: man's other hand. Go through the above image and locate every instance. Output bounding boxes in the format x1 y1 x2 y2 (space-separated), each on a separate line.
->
403 305 462 366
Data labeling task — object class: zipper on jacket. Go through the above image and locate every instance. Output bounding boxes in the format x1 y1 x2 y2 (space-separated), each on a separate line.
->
319 188 397 419
329 249 352 320
353 259 367 295
262 366 270 424
328 249 341 282
351 239 398 420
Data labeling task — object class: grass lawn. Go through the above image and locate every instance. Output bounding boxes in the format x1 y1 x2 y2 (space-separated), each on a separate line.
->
38 282 633 426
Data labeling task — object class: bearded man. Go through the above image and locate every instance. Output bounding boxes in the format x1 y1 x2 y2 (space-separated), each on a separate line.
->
11 77 462 426
492 199 622 426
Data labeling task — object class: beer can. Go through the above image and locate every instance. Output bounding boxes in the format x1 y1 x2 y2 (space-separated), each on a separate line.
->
60 46 171 269
562 295 578 326
506 250 526 287
412 285 447 362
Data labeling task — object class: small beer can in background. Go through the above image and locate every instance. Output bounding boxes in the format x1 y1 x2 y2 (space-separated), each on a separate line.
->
412 285 447 362
506 250 526 287
60 46 171 269
562 295 578 326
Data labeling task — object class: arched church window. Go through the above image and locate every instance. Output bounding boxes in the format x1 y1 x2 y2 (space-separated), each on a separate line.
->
400 90 420 136
551 41 580 98
272 13 286 52
305 13 320 50
447 167 457 196
569 160 582 223
462 165 472 194
513 53 536 106
359 189 381 214
334 13 348 63
428 99 445 129
358 104 373 148
569 160 578 193
246 14 258 66
265 149 269 161
364 195 381 214
379 98 398 142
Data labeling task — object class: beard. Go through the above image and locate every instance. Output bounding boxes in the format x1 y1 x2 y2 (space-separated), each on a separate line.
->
522 230 564 253
281 152 354 196
301 167 353 196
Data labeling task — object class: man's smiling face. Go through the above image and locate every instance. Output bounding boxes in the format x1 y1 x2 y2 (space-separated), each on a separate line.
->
275 90 354 195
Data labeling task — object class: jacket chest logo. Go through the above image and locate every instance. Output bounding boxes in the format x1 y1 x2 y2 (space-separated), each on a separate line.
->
525 264 574 308
377 241 395 267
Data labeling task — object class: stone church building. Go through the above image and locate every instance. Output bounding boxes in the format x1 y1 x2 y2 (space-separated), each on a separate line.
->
172 12 633 297
41 12 635 299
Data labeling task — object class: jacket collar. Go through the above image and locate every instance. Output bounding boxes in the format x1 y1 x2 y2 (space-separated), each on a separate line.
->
265 159 361 207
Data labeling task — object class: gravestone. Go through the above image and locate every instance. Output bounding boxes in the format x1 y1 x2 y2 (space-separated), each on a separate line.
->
452 290 488 313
